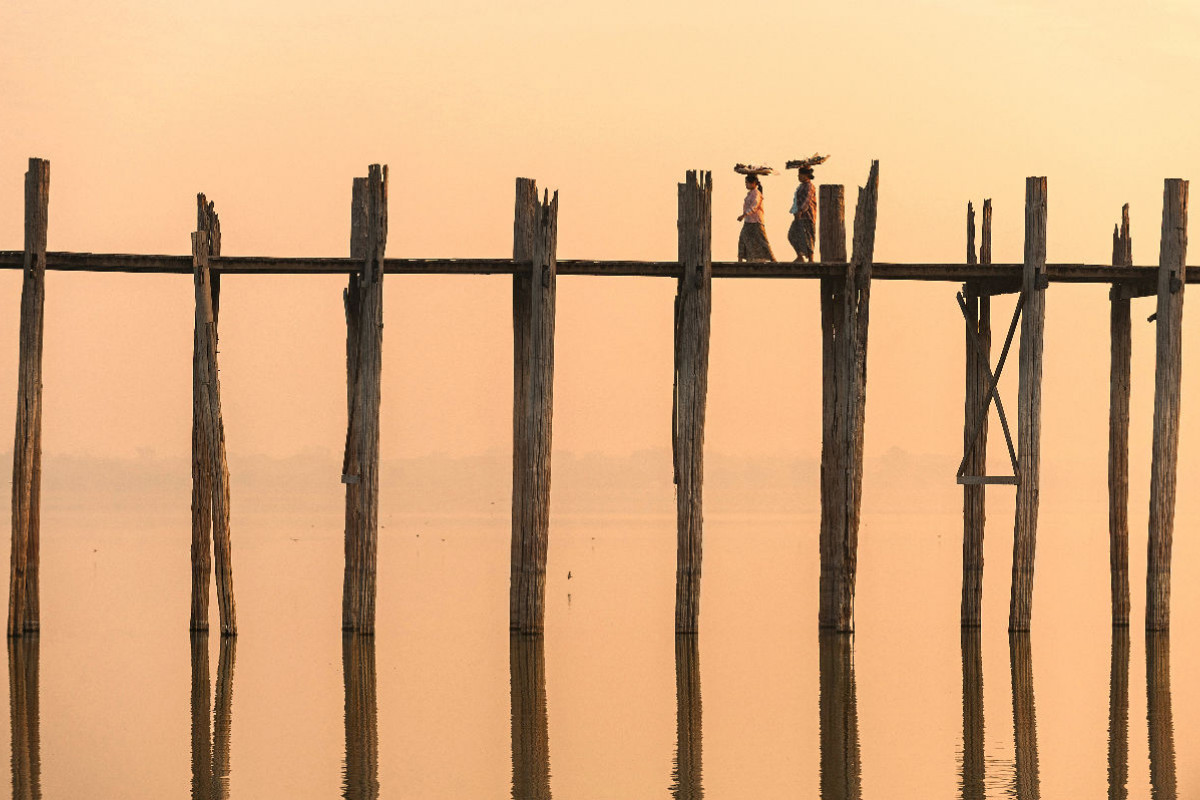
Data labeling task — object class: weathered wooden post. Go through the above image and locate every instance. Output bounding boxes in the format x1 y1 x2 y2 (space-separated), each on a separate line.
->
1146 632 1176 797
343 634 380 798
342 165 388 634
960 629 985 796
1107 627 1129 799
674 170 712 635
1108 205 1133 627
513 188 558 635
818 184 846 631
510 634 551 800
962 200 992 627
7 635 40 799
1009 633 1041 798
671 634 703 799
342 177 366 631
1146 179 1188 632
819 631 862 800
511 178 537 630
192 194 237 636
819 162 879 633
1009 177 1047 633
8 158 49 637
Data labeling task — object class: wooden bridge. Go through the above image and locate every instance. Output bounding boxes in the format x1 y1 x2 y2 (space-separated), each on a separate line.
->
2 157 1189 638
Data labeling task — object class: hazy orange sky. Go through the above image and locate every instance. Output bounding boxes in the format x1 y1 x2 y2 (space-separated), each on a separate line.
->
1 0 1198 507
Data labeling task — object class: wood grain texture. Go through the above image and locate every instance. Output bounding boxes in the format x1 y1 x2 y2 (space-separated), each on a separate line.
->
350 166 388 634
510 178 537 630
1109 205 1133 627
342 177 367 631
962 199 992 627
674 171 712 635
1147 179 1188 632
515 189 558 635
1010 177 1047 633
818 185 846 629
671 634 702 800
8 158 49 637
192 195 237 636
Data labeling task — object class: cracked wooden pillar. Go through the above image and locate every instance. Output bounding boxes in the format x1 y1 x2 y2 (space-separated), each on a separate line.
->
820 162 879 633
962 199 992 627
509 634 551 799
817 184 845 630
342 165 388 635
1009 177 1047 633
513 186 558 635
674 170 712 635
342 177 367 630
510 178 537 630
1109 205 1133 627
192 194 236 635
1147 178 1188 632
8 158 49 638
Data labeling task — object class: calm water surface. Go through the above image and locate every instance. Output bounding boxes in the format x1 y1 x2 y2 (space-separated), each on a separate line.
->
5 503 1197 797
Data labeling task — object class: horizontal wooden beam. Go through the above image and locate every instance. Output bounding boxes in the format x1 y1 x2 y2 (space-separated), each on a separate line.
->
957 475 1019 485
0 249 1192 283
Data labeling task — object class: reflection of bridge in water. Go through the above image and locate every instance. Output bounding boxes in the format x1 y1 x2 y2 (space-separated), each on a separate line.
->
3 158 1191 636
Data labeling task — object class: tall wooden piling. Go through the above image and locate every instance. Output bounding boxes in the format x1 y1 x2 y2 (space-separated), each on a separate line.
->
820 162 879 632
192 195 237 636
510 634 551 800
342 165 388 635
962 200 992 627
674 171 712 635
513 188 559 635
1146 179 1188 632
1009 177 1047 633
343 634 380 799
671 634 703 799
1009 633 1041 798
8 158 49 637
819 632 862 800
818 185 846 631
1108 206 1133 627
1107 626 1129 799
511 178 538 630
7 635 40 800
1145 632 1176 797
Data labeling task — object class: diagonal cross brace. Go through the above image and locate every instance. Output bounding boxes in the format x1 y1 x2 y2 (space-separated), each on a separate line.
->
956 290 1025 482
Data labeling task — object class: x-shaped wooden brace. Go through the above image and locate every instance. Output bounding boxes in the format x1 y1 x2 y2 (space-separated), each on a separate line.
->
955 291 1025 485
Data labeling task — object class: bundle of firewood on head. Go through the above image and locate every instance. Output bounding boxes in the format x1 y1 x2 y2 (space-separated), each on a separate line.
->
785 153 830 175
734 163 775 176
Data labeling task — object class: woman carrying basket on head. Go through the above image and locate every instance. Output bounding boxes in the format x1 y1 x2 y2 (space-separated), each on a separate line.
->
736 167 776 262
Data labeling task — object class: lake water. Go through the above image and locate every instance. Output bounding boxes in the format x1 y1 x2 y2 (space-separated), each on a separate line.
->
4 500 1197 798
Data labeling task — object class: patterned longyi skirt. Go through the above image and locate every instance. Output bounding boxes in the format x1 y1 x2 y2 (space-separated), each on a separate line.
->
738 222 776 263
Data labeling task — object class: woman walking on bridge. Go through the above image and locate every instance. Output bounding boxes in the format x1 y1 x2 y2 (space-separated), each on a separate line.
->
737 173 776 262
788 165 817 262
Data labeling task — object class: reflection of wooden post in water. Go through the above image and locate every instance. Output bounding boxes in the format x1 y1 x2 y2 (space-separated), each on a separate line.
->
510 634 551 799
1108 626 1129 800
960 629 984 800
190 632 236 800
671 635 702 799
342 634 379 799
818 632 861 800
7 635 40 800
1146 632 1176 800
1009 633 1040 799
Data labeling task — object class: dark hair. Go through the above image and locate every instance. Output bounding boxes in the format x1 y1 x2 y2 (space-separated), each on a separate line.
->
800 167 814 178
745 174 763 193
